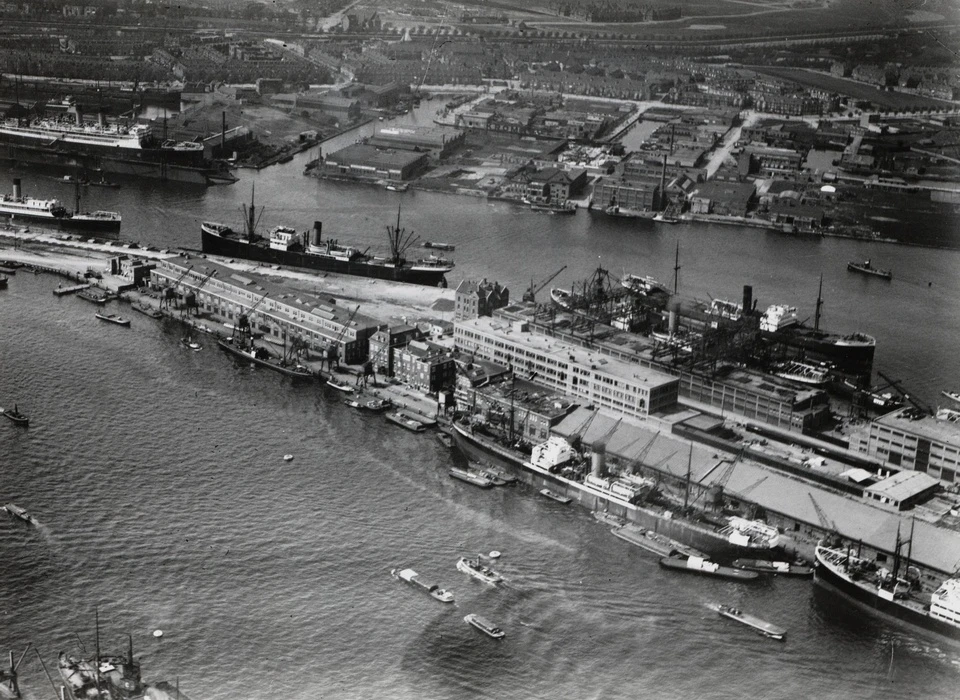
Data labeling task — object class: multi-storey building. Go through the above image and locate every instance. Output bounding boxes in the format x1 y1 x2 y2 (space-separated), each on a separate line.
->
454 317 679 420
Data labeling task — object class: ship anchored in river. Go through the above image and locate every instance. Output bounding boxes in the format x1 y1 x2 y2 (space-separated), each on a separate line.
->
201 188 454 286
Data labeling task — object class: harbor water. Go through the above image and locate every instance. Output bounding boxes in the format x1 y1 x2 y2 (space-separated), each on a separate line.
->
2 98 960 698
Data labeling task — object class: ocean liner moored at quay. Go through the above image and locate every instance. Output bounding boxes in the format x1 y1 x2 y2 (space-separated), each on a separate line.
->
0 179 120 235
0 115 236 185
451 424 781 559
201 194 454 286
814 537 960 641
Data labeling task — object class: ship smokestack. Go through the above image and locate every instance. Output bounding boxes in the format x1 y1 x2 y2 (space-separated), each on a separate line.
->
98 112 106 128
75 109 82 127
742 285 753 315
668 309 677 335
591 445 605 477
12 178 21 199
312 221 322 247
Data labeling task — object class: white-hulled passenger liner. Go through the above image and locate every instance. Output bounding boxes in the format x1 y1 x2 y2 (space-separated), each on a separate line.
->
0 178 120 235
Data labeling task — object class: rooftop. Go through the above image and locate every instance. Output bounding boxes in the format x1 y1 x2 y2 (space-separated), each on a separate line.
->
458 316 678 390
875 407 960 446
864 470 941 503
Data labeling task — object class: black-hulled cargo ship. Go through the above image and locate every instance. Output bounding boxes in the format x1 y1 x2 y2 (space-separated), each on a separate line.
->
201 192 453 286
0 178 120 235
814 537 960 641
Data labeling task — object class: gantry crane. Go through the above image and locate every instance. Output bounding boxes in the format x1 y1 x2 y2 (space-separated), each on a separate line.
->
523 265 567 303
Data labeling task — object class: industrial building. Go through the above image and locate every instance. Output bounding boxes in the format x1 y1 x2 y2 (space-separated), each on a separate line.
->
454 316 680 419
321 143 429 181
851 407 960 486
455 278 510 321
368 125 466 158
393 339 456 393
150 258 382 365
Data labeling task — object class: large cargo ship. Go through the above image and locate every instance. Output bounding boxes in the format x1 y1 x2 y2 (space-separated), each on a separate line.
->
0 178 120 235
0 115 236 185
814 538 960 641
201 194 454 286
451 423 781 559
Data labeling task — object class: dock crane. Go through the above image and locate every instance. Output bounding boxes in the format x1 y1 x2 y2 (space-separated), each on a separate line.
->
358 325 389 387
236 291 269 344
877 370 933 416
323 304 361 372
182 268 217 317
808 491 838 535
160 265 193 309
696 448 743 511
523 265 567 303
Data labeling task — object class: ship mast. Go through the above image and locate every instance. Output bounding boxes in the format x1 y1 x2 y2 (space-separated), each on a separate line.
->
683 442 692 511
387 203 419 265
94 608 101 696
241 183 263 242
814 274 824 332
673 242 681 295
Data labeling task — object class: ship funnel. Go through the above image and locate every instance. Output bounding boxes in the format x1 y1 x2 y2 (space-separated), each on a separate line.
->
668 310 677 334
311 221 322 247
742 285 753 316
591 445 605 477
12 178 21 199
98 112 106 128
75 109 82 126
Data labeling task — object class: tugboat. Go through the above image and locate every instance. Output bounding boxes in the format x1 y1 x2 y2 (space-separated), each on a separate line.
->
457 555 504 585
714 604 786 640
464 613 505 639
326 376 355 394
847 259 892 280
3 504 37 525
391 568 455 603
1 405 28 426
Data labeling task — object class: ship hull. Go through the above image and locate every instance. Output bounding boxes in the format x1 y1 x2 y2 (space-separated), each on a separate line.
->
1 142 233 186
451 424 777 560
201 227 449 286
0 208 120 235
814 551 960 641
762 328 875 382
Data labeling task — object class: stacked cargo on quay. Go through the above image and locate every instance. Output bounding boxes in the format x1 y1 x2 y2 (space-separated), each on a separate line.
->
0 179 120 235
201 193 454 286
0 116 236 185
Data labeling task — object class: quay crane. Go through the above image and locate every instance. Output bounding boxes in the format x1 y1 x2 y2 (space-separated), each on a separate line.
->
523 265 567 303
322 304 361 372
181 267 217 317
808 491 838 536
235 291 269 345
160 264 193 310
359 326 390 387
877 371 933 417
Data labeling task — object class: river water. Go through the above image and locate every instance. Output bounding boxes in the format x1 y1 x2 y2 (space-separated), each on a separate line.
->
2 98 960 699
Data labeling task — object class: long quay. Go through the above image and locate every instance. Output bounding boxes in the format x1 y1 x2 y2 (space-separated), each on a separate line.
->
52 283 90 297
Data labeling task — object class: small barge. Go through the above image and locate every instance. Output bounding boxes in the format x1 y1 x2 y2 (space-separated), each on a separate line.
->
464 613 505 639
449 467 494 488
540 488 571 504
385 411 426 432
658 554 759 581
95 312 130 327
715 604 786 640
391 568 455 603
731 559 814 577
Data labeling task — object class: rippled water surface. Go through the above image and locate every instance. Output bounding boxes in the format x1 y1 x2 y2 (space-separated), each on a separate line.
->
2 103 960 697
